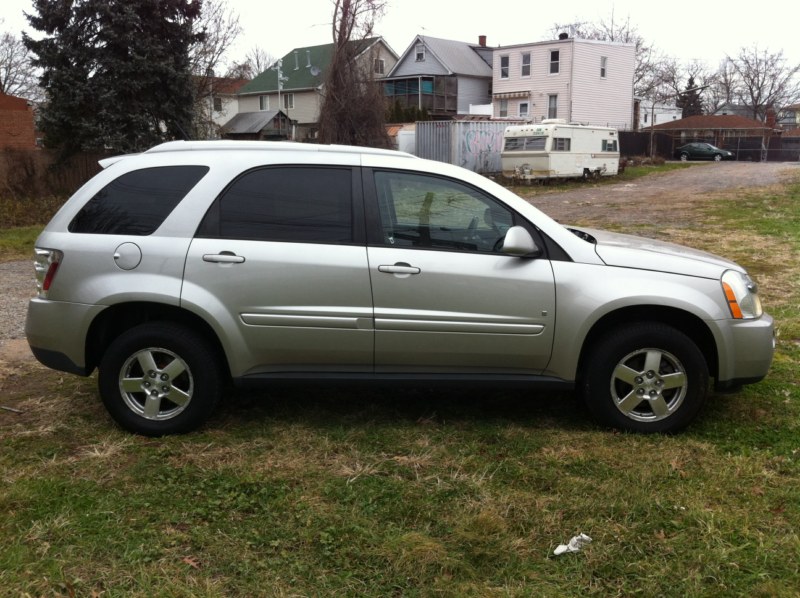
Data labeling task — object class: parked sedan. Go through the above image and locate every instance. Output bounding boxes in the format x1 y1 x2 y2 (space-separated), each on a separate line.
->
675 142 735 161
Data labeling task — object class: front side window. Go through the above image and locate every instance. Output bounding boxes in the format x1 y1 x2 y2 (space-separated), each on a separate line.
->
521 53 531 77
548 94 558 119
259 95 269 111
499 99 508 117
550 50 560 74
69 166 209 235
500 55 509 79
373 171 514 254
204 167 353 243
504 136 547 151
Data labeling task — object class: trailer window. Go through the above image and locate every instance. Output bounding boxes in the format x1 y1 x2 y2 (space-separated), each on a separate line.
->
504 136 546 151
602 139 618 152
552 138 571 151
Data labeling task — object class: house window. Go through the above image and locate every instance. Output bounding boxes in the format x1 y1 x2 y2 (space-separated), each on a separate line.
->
374 58 385 75
259 95 269 111
552 138 571 151
643 113 648 123
548 94 558 119
283 93 294 110
519 102 529 118
521 53 531 77
550 50 559 74
500 55 509 79
600 56 607 78
213 97 223 112
415 44 425 62
499 99 508 117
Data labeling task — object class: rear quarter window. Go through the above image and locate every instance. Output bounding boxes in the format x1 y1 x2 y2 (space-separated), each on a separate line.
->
68 165 209 235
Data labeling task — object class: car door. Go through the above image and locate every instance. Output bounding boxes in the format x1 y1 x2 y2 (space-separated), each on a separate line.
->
183 165 374 378
364 169 556 375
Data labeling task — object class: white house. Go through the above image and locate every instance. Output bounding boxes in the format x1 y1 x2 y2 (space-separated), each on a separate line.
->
491 35 635 130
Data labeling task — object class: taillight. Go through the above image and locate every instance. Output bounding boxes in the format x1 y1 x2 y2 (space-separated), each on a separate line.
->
33 248 63 297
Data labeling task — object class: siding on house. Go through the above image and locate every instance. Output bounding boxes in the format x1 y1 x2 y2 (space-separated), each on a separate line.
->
456 76 491 114
491 37 634 129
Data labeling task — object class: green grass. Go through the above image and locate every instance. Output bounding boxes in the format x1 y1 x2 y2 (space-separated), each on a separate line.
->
1 169 799 596
0 225 42 262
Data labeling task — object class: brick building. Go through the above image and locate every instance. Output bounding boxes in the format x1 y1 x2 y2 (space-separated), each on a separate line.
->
0 91 36 150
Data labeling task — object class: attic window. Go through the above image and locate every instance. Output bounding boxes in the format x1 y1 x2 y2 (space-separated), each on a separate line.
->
415 44 425 62
374 58 385 74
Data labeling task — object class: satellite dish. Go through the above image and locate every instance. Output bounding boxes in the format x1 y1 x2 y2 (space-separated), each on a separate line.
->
310 66 321 76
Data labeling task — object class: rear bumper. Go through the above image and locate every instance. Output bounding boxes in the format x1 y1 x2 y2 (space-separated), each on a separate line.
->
25 298 106 375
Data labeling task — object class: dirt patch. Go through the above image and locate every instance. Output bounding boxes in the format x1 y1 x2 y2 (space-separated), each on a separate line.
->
513 161 800 227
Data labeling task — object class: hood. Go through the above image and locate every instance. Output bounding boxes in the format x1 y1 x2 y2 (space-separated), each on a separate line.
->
570 227 740 279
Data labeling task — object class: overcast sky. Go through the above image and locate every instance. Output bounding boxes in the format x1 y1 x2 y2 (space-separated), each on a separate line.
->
4 0 799 70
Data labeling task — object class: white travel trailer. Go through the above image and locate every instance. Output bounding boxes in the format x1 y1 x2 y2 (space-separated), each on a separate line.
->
501 120 620 181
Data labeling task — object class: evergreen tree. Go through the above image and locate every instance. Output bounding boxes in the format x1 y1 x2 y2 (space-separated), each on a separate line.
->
24 0 203 157
676 76 704 118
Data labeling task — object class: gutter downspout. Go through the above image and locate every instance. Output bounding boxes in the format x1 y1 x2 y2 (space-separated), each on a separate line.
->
568 38 574 122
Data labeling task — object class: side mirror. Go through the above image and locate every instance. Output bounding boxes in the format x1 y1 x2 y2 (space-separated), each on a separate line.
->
501 226 541 257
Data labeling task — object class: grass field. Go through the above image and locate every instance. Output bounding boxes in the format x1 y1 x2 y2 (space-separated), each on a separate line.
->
1 166 798 596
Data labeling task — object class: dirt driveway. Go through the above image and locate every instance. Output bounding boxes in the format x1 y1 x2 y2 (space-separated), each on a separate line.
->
516 160 800 226
2 161 799 365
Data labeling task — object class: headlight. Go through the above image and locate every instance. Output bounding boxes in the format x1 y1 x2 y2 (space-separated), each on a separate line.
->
721 270 762 319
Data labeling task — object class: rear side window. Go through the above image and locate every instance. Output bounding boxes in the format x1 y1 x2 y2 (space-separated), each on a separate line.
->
203 166 353 243
69 166 208 235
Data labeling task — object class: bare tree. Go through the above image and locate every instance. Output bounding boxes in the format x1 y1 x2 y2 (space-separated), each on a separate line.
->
318 0 390 148
726 46 800 121
0 21 41 102
706 58 738 114
550 12 670 98
189 0 243 138
224 46 275 80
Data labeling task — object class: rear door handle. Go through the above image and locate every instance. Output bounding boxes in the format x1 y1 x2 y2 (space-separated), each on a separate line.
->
203 252 245 264
378 263 420 275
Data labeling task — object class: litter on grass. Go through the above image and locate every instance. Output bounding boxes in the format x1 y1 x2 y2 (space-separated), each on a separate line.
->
553 533 592 556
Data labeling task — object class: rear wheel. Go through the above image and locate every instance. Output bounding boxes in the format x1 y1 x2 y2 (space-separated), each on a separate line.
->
581 323 708 433
680 153 689 161
98 323 222 436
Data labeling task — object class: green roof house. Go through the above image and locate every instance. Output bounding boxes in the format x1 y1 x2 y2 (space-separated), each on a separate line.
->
234 37 398 141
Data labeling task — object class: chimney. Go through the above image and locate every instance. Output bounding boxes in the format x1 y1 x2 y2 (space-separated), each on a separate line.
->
478 35 487 47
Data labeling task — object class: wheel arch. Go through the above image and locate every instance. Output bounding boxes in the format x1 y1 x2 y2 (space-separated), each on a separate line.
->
85 302 230 380
576 305 718 382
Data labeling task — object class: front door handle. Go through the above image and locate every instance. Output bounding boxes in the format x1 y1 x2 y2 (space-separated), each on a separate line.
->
203 251 245 264
378 263 420 275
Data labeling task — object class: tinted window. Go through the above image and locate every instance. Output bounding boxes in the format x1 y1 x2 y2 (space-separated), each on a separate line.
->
216 167 353 243
69 166 208 235
374 171 513 253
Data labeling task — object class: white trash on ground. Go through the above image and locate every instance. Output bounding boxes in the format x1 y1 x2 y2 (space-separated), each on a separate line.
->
553 533 592 556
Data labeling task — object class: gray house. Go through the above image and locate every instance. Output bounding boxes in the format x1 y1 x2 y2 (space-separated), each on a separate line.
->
383 35 493 119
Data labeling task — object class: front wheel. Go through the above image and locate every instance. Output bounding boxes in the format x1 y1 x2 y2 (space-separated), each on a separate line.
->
581 323 708 433
98 323 223 436
713 154 722 161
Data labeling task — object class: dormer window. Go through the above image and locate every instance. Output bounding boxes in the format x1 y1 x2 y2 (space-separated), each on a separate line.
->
415 44 425 62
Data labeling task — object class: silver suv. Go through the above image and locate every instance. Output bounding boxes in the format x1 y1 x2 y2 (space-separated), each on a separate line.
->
26 141 775 435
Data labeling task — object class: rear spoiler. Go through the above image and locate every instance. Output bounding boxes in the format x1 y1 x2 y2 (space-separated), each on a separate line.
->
98 154 140 169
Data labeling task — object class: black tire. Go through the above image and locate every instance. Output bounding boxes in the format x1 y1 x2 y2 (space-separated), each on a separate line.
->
98 323 223 436
581 323 708 433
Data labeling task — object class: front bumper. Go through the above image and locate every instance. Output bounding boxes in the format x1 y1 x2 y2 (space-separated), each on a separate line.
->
713 313 775 386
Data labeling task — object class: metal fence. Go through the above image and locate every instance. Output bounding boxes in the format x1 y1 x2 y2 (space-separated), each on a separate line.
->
416 120 523 173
